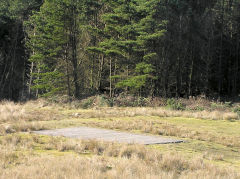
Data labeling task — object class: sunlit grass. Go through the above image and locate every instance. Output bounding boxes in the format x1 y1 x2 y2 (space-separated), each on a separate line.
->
0 100 240 178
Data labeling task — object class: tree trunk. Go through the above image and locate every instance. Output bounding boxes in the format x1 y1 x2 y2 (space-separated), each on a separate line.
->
109 57 112 98
218 0 225 97
28 62 34 99
97 54 104 92
71 5 80 99
65 46 71 98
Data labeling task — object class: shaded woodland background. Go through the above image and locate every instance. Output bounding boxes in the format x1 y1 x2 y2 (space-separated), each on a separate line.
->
0 0 240 101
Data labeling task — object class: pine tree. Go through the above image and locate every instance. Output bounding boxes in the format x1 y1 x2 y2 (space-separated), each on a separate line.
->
27 0 85 98
27 0 68 97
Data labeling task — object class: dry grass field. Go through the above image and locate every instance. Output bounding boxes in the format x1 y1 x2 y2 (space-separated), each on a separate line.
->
0 100 240 179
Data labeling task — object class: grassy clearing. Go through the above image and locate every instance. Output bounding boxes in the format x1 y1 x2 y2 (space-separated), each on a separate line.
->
0 133 239 179
0 100 240 178
34 116 240 169
38 115 240 148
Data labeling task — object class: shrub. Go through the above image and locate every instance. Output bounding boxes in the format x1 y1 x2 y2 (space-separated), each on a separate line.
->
210 102 218 109
98 95 113 107
210 102 231 110
167 99 185 110
195 106 205 111
233 106 240 118
133 97 149 107
81 98 94 109
224 102 232 108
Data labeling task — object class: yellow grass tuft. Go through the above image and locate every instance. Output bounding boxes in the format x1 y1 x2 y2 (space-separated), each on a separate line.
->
223 112 239 121
0 101 25 123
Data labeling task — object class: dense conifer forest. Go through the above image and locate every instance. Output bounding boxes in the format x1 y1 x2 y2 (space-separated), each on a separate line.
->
0 0 240 101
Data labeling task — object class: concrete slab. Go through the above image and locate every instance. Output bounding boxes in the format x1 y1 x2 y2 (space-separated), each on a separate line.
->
34 127 183 145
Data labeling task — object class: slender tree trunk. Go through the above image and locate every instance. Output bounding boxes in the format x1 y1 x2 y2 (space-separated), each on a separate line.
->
66 60 71 97
90 57 94 89
71 5 80 99
21 57 26 101
176 15 182 97
8 22 20 100
233 31 239 96
188 58 194 96
28 62 34 99
205 36 211 95
36 67 40 98
97 54 104 91
113 58 117 96
109 57 112 97
28 29 36 99
218 0 225 97
65 47 71 98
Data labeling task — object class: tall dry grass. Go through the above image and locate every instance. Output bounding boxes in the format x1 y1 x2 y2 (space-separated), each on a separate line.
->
0 135 239 179
0 101 26 123
1 154 238 179
0 100 60 135
1 101 239 147
0 100 240 178
79 107 239 121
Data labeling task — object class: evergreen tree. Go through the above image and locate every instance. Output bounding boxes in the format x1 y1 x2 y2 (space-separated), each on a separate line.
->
1 0 240 100
27 0 85 98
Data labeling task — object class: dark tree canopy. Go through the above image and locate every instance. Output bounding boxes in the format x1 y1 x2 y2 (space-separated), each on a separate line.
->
0 0 240 101
0 0 42 101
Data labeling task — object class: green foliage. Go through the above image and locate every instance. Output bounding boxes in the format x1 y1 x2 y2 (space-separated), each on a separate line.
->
135 97 150 107
195 106 205 111
98 95 113 107
87 47 105 54
167 99 186 111
233 107 240 117
210 102 232 110
143 53 157 61
116 62 154 94
2 0 240 101
110 95 150 107
224 102 232 108
116 75 148 90
0 0 41 20
26 0 80 97
105 49 123 57
79 95 114 108
32 71 64 97
135 62 154 74
81 98 94 109
210 102 224 109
